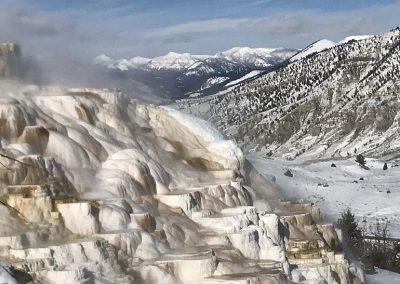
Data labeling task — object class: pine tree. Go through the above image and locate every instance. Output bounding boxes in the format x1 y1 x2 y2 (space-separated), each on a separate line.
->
337 208 362 242
355 154 366 166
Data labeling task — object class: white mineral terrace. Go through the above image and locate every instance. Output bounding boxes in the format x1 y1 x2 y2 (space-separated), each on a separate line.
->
0 85 363 283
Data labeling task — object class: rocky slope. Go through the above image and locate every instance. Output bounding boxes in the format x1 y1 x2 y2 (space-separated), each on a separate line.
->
175 28 400 160
0 43 20 77
94 47 296 101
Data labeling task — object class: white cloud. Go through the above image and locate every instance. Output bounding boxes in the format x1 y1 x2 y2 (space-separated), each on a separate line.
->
146 1 400 51
0 0 399 59
149 18 249 36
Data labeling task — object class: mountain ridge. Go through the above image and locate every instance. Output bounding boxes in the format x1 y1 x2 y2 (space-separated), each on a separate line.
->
175 28 400 160
95 47 297 71
93 46 297 101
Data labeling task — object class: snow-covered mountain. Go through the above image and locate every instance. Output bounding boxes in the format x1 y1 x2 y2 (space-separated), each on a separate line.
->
289 39 336 62
94 36 379 101
215 47 296 68
175 28 400 160
93 47 297 100
0 46 361 284
96 47 295 71
289 36 375 62
147 52 206 71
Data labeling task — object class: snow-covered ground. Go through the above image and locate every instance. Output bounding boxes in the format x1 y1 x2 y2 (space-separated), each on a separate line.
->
365 268 400 284
225 70 263 87
250 153 400 281
200 76 229 90
248 154 400 238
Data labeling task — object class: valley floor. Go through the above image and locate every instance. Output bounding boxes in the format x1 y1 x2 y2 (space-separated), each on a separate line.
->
248 153 400 238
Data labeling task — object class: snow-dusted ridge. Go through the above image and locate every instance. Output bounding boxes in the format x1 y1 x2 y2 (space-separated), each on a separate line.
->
290 35 375 62
289 39 336 62
338 35 374 44
93 46 298 100
215 46 296 68
94 35 374 71
94 47 297 71
93 35 375 101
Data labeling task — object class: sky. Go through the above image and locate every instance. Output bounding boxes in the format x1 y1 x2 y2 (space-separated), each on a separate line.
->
0 0 399 62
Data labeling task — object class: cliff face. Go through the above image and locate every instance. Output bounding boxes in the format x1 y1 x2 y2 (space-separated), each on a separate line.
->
0 43 20 78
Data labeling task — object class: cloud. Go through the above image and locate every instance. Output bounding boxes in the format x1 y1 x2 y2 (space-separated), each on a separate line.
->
161 35 193 44
1 0 399 61
0 7 67 38
16 11 58 37
149 18 249 37
146 1 400 51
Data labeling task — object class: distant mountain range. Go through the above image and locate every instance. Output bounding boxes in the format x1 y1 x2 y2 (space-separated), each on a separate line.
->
95 47 297 71
174 28 400 160
93 47 297 100
94 36 375 102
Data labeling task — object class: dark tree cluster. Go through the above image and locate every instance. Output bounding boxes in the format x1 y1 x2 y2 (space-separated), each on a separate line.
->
337 208 400 274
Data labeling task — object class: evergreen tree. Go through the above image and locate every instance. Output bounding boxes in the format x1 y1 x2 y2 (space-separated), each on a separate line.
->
355 154 366 166
337 208 362 242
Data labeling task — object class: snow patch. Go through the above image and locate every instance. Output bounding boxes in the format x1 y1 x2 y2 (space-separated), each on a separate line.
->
225 70 263 87
290 39 336 62
338 35 373 44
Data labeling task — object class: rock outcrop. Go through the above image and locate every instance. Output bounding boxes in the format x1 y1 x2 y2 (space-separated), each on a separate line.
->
0 43 20 78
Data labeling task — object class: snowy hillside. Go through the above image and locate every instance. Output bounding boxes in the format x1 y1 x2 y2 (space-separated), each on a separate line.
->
248 154 400 238
175 28 400 160
225 70 263 87
290 36 374 62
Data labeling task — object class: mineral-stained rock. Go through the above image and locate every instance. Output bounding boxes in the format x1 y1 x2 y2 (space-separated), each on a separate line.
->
0 83 361 283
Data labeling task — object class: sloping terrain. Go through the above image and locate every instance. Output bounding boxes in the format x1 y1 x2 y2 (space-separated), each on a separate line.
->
248 154 400 238
175 28 400 160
